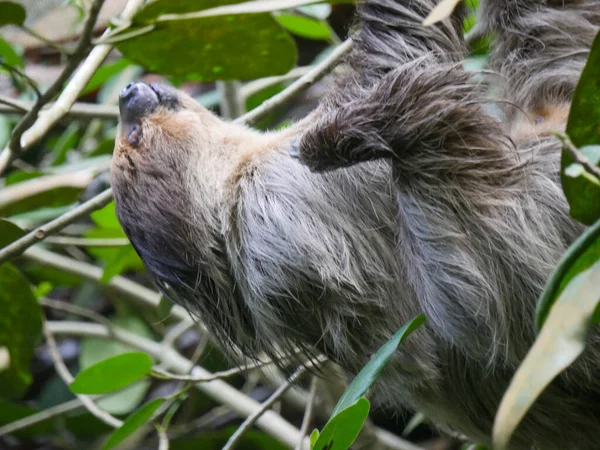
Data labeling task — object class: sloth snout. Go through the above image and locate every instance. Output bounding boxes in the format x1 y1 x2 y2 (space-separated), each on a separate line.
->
119 82 159 125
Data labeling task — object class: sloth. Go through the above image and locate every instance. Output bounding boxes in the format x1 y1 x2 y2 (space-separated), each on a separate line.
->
111 0 600 448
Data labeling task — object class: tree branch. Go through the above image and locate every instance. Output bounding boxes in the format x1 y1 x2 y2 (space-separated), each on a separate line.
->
0 169 99 210
554 132 600 180
0 188 114 264
0 97 119 120
151 358 289 383
20 245 191 319
222 366 307 450
0 398 88 437
42 320 122 428
1 0 106 173
241 66 311 100
40 297 114 331
46 320 309 449
235 39 352 126
295 376 318 450
44 236 130 247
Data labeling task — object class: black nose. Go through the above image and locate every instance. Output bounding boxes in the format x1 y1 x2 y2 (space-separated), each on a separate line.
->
119 82 159 124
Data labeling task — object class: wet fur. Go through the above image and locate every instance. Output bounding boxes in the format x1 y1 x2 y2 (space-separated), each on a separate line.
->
111 1 600 448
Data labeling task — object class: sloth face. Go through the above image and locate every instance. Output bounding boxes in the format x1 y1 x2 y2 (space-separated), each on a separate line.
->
111 82 226 181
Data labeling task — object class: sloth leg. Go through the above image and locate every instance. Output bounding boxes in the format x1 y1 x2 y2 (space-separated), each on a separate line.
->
476 0 600 120
293 0 513 177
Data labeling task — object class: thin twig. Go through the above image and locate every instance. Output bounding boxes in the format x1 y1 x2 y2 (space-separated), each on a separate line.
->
221 366 308 450
295 377 318 450
0 97 119 119
0 188 114 264
162 319 196 348
0 96 29 113
20 25 72 55
235 39 352 126
0 62 42 98
1 0 106 173
46 320 306 449
241 66 311 99
151 358 283 383
45 236 130 247
0 398 87 437
0 169 97 210
40 297 114 331
42 320 123 428
20 245 190 319
156 425 170 450
554 131 600 180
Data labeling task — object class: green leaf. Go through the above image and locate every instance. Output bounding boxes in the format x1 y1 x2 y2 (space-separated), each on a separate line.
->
0 36 23 68
100 245 141 283
87 202 142 282
70 352 153 395
81 58 131 96
158 295 174 318
0 264 42 398
135 0 353 22
310 429 320 447
536 218 600 330
80 316 154 414
331 314 426 417
91 201 122 229
0 1 26 27
562 30 600 224
566 32 600 147
0 218 25 248
116 13 297 81
49 123 80 166
312 398 370 450
103 398 165 450
276 14 332 40
493 260 600 450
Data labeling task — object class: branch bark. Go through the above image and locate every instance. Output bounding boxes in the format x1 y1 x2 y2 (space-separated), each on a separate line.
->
0 97 119 120
1 0 107 173
235 39 352 126
0 189 114 264
42 321 122 428
222 366 307 450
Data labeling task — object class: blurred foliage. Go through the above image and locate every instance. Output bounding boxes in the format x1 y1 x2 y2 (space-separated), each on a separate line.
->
0 263 42 398
0 0 598 450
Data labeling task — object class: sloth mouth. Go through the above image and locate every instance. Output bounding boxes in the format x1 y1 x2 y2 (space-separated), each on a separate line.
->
118 82 179 146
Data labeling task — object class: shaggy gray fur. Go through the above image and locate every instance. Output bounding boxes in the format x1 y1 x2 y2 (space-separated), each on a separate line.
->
111 0 600 448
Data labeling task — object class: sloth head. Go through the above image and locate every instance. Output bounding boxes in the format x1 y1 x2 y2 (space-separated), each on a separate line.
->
110 82 299 357
113 82 239 181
